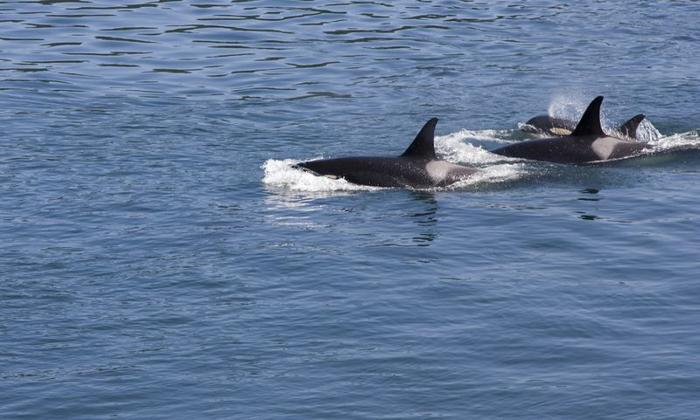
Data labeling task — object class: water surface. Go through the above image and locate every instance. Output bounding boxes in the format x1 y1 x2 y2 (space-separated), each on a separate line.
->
2 1 700 418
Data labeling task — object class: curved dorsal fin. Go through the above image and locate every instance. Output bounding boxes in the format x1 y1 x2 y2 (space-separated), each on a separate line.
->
618 114 645 139
571 96 606 137
401 117 438 159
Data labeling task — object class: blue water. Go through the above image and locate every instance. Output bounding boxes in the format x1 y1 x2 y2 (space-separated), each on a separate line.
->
2 1 700 418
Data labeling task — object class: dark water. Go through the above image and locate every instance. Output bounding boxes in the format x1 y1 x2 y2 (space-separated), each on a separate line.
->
2 1 700 418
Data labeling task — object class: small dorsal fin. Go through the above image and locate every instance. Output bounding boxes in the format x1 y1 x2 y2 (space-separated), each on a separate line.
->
571 96 606 137
401 117 438 159
618 114 645 139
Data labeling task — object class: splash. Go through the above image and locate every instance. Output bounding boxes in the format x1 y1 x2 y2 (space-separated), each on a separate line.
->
436 130 508 163
546 93 626 133
634 119 663 143
547 93 589 122
438 128 514 143
647 130 700 153
446 164 525 189
262 159 381 192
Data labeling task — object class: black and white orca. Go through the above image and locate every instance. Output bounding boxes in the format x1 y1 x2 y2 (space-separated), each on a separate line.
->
294 118 477 188
494 96 649 164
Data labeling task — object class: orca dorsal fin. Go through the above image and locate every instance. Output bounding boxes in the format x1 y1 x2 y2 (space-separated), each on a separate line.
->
571 96 606 137
619 114 645 139
401 117 438 159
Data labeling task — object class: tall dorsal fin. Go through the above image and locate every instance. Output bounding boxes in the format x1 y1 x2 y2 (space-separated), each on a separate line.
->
401 117 438 159
571 96 606 137
618 114 645 139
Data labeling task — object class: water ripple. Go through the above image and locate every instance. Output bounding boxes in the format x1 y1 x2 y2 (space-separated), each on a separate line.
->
2 2 700 419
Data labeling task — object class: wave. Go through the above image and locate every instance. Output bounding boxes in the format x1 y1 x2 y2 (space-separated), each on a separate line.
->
262 158 382 192
646 130 700 153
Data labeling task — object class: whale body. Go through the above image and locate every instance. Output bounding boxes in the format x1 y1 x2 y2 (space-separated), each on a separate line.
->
294 118 477 188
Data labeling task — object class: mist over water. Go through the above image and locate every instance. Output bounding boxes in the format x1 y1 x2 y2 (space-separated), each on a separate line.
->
2 1 700 419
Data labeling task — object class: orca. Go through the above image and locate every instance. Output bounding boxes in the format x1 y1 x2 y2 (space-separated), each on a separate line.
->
493 96 649 164
520 115 578 136
522 112 645 139
293 118 477 188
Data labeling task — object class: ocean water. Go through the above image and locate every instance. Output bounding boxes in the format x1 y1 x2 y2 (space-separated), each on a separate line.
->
2 1 700 418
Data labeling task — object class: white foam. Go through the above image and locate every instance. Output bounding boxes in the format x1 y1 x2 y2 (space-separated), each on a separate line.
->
446 163 525 189
647 130 700 152
516 122 542 134
439 128 515 144
435 132 527 187
262 158 380 192
634 119 663 142
436 130 512 164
